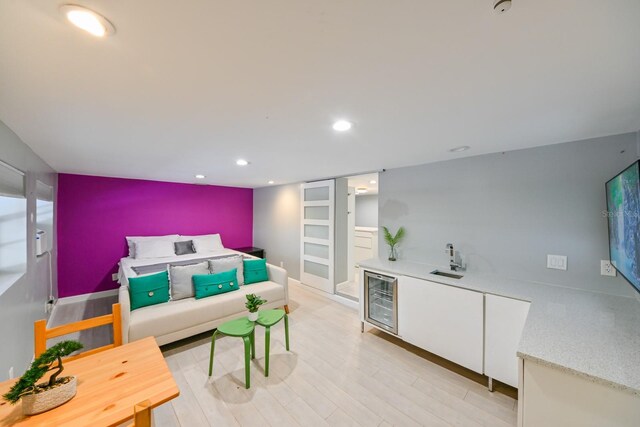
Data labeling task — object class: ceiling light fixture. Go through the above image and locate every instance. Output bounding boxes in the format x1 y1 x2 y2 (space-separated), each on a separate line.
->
332 120 352 132
449 146 471 153
356 187 368 194
236 159 249 166
195 174 205 179
493 0 512 14
60 5 115 37
268 180 275 184
369 180 377 184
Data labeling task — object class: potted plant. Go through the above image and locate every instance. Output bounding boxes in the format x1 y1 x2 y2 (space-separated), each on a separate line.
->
382 226 405 261
246 293 267 321
3 340 83 415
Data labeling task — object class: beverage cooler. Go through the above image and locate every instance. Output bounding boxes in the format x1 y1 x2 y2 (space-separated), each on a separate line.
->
364 271 398 334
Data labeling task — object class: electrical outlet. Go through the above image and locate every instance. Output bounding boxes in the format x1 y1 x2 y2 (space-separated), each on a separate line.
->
9 367 14 380
547 255 567 270
112 273 119 281
601 260 617 277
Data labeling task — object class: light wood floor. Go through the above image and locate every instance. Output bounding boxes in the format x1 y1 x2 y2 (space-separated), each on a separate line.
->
51 284 517 427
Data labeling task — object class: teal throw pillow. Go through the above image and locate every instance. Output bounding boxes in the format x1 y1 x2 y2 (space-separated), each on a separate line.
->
193 268 239 299
243 259 269 284
129 270 170 310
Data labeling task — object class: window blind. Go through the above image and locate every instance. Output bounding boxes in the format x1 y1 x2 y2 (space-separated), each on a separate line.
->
0 160 25 198
35 180 53 202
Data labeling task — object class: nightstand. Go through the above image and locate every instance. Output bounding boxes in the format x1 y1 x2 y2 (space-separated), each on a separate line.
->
233 246 265 259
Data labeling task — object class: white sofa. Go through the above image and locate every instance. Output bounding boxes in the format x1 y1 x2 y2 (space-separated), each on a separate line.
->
119 263 289 345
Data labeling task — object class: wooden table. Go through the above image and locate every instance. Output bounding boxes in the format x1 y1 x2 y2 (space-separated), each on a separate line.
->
0 337 179 426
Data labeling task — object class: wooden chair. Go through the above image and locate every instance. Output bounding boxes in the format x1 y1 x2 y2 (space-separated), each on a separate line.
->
34 303 122 361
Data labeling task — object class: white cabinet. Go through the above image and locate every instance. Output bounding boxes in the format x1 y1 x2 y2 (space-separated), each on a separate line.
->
354 228 378 279
398 276 484 373
522 360 640 427
484 294 530 387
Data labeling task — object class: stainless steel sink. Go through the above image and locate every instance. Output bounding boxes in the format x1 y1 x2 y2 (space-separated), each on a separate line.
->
430 270 464 279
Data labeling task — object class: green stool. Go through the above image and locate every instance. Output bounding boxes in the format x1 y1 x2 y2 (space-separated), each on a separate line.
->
209 317 255 389
255 309 290 377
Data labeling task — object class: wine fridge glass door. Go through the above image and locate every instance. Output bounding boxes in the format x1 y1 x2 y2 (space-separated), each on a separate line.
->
365 272 398 334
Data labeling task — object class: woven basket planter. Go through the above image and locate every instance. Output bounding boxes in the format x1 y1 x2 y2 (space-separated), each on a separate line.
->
21 376 77 415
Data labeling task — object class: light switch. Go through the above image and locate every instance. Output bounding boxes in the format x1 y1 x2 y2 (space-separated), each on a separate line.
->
547 255 567 270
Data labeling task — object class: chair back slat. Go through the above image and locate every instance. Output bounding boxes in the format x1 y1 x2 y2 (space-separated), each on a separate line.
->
34 303 122 359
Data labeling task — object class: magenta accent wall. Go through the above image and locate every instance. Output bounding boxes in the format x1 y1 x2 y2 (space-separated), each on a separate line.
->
57 174 253 297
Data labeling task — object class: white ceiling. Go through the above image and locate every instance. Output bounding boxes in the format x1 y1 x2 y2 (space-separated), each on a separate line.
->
1 0 639 188
347 173 379 195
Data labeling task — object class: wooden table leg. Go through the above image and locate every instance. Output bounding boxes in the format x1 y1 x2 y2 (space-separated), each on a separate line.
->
134 400 152 427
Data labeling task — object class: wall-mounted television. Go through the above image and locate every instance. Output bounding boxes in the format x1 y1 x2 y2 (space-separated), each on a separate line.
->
605 160 640 294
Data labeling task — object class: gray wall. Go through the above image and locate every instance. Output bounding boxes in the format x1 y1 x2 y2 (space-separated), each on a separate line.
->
0 120 57 379
379 132 640 297
253 183 301 280
355 195 378 227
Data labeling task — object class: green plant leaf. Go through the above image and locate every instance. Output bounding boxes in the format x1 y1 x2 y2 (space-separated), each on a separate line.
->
381 226 405 247
245 293 267 313
2 340 83 404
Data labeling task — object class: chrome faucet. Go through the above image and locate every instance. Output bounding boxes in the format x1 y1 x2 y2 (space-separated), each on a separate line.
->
446 243 463 272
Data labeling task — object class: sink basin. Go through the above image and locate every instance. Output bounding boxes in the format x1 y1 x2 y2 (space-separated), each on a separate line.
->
430 270 464 279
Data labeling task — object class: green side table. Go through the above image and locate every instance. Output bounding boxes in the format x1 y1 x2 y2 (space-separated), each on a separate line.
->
255 309 290 377
209 317 256 389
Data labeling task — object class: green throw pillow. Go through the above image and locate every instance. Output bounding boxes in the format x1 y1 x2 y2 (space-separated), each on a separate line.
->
129 270 170 310
243 259 269 284
193 268 239 299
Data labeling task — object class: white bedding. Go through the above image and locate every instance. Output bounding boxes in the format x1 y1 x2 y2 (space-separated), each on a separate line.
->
117 248 245 285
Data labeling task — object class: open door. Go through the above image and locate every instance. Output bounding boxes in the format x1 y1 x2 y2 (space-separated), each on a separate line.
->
300 180 334 293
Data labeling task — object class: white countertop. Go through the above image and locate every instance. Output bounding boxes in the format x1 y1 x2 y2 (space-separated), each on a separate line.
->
358 257 640 395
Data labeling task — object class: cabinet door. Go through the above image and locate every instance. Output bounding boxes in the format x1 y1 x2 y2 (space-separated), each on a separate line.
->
484 294 530 387
398 276 484 373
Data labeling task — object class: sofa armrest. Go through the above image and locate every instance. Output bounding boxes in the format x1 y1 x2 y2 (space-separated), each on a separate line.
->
118 285 131 344
267 263 289 303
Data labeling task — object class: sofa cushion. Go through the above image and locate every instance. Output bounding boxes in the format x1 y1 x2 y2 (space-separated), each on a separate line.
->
128 280 285 341
169 261 209 300
129 271 170 311
243 258 269 284
209 255 244 285
193 269 238 299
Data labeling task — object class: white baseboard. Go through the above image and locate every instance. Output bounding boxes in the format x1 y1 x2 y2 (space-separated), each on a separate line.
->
56 289 119 306
290 278 358 310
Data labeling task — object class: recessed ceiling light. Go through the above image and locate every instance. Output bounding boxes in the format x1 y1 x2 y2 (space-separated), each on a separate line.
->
332 120 352 132
236 159 249 166
369 180 377 184
268 180 275 184
195 174 205 179
60 5 115 37
449 146 471 153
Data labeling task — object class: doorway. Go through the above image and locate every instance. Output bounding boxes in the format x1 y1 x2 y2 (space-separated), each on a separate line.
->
335 173 379 301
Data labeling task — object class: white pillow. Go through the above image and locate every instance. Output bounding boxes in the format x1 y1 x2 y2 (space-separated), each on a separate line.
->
134 239 175 259
125 235 179 258
181 234 224 252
